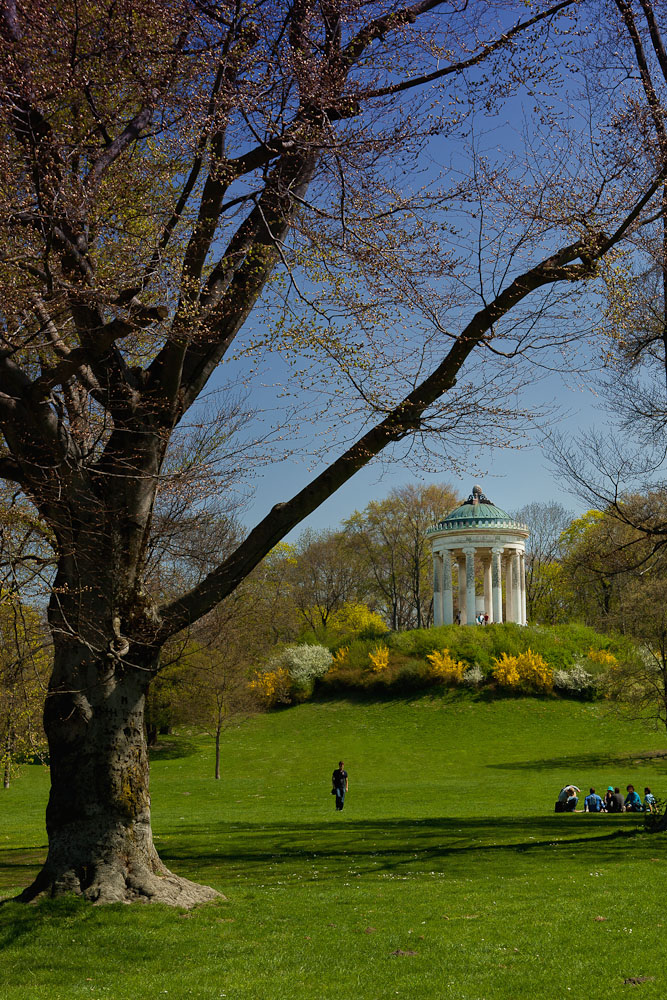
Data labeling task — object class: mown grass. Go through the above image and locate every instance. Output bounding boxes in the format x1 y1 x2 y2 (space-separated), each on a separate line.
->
1 693 666 1000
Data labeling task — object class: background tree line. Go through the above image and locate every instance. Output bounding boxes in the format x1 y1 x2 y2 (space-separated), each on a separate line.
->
147 484 667 742
7 476 667 778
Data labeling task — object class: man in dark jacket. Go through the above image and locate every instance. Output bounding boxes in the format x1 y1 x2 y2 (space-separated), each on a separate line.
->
332 761 349 812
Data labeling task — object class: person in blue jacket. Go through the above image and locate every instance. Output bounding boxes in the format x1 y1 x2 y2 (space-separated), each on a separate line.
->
624 784 642 812
643 787 657 813
584 787 604 812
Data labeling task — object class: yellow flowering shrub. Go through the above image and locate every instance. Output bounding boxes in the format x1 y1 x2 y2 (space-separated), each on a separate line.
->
492 649 553 692
249 667 291 706
368 644 390 673
492 652 521 688
587 647 617 668
332 646 349 666
426 648 466 684
328 602 389 636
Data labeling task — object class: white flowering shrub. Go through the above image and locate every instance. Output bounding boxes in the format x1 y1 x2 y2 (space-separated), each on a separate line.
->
553 662 596 694
639 645 662 672
463 665 484 687
269 644 333 694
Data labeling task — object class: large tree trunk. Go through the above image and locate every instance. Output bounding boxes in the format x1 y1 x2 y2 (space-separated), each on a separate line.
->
19 641 219 906
17 543 221 907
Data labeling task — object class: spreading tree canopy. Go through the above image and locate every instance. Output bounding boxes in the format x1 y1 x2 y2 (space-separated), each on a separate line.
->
1 0 667 905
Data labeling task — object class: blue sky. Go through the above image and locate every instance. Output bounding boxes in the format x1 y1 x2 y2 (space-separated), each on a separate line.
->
202 5 629 542
236 366 600 540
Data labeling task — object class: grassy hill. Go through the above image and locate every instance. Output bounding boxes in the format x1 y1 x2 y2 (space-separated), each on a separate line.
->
1 694 667 999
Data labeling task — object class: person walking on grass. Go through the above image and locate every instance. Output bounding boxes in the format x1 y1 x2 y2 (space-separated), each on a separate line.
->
332 760 348 812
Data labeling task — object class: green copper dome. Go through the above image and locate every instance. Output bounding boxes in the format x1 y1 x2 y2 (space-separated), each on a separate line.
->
427 485 528 534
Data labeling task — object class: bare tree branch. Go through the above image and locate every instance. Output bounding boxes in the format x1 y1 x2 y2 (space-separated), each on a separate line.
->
351 0 578 101
157 234 602 639
85 107 154 190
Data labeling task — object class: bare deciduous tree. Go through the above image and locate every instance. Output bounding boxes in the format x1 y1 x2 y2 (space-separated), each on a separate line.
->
286 529 364 630
511 501 573 622
345 482 458 629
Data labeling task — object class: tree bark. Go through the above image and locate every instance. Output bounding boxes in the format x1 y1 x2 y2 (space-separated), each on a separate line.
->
15 528 221 906
18 638 219 906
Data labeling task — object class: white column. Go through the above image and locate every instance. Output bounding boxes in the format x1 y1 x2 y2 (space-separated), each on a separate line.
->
483 556 492 620
492 547 503 623
511 550 521 624
442 550 454 625
464 546 476 625
520 551 527 625
457 553 466 623
433 552 443 626
504 553 513 622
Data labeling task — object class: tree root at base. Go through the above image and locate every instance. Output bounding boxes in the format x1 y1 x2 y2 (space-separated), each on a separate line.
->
14 860 223 908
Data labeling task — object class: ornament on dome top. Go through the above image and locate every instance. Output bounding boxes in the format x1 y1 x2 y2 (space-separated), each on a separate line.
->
467 483 491 505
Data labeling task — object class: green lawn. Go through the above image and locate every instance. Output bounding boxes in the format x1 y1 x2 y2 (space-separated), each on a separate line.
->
1 694 666 999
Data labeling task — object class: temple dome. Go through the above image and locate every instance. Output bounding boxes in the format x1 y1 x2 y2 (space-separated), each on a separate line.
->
428 485 528 534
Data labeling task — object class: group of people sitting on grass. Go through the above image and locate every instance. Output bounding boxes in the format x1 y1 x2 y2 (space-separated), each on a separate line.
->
555 784 657 814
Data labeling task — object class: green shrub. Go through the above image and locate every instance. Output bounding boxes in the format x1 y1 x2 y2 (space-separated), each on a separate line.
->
345 638 381 671
390 623 631 676
312 624 629 703
390 624 476 659
391 661 442 695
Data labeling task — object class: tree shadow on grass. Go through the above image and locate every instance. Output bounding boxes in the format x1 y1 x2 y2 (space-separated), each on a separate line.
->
149 736 200 760
158 814 647 884
1 815 651 912
487 749 667 772
0 847 46 896
0 890 99 945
